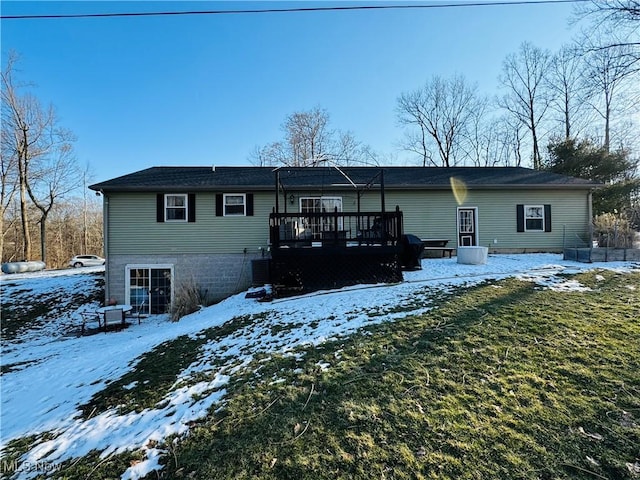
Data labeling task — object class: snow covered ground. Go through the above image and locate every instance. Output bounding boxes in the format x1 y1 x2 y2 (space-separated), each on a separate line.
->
1 254 638 479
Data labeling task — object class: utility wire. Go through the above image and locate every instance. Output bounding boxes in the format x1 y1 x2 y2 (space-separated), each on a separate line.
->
1 0 592 20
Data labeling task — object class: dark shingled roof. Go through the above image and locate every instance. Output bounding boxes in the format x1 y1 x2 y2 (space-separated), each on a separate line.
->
89 166 601 192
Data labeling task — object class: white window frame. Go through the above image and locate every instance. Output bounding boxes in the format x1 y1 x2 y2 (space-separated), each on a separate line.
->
524 205 545 232
299 197 343 215
223 193 246 216
165 194 188 222
125 264 174 314
299 196 343 239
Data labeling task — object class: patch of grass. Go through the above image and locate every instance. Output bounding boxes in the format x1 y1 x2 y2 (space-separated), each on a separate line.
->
20 449 146 480
0 433 61 479
0 435 42 475
1 273 105 341
79 334 210 418
269 321 305 336
0 359 40 374
204 312 267 341
5 270 639 480
159 271 640 480
78 313 270 417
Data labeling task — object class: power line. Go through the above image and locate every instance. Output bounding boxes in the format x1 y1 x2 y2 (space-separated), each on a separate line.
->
1 0 592 20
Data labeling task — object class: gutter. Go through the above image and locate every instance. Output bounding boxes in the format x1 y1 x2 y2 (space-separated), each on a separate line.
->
588 190 594 240
90 182 603 194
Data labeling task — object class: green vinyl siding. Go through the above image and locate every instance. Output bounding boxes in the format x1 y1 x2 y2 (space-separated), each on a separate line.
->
356 188 590 250
106 187 592 255
107 192 274 255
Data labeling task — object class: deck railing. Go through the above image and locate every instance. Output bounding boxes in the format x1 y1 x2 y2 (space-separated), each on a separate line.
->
269 207 403 249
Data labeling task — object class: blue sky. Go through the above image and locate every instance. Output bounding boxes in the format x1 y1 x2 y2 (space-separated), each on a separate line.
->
1 1 581 183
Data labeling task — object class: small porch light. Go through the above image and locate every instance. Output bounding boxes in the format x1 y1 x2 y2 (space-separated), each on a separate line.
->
289 194 295 205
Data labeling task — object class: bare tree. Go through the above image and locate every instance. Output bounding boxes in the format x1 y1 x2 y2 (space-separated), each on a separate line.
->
26 138 80 263
47 196 103 268
2 52 34 260
578 27 639 151
576 1 640 63
334 131 381 166
1 51 79 263
498 42 554 170
2 194 103 268
250 142 287 167
482 115 527 167
397 75 483 167
459 101 501 167
587 0 640 20
0 112 19 262
546 45 594 140
576 1 640 31
397 88 432 166
251 107 376 166
283 107 331 166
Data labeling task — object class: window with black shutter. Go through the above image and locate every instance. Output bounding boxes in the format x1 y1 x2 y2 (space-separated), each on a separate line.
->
216 193 254 216
156 193 195 223
517 204 551 232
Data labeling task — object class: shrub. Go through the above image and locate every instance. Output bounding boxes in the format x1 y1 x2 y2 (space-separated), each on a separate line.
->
169 277 206 321
593 212 635 248
626 202 640 231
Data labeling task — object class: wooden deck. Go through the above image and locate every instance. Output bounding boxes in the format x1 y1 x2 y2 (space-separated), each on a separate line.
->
268 209 404 297
270 209 403 248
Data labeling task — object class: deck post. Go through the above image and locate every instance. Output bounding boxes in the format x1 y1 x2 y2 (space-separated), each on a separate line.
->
380 168 385 213
357 191 362 234
274 170 280 214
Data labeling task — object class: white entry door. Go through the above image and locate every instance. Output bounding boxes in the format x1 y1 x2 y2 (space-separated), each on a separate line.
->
457 208 478 246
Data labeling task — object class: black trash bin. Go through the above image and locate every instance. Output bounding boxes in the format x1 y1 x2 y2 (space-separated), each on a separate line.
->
400 234 425 270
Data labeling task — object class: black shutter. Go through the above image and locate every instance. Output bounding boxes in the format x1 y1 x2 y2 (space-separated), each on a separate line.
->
516 204 524 232
215 194 223 217
246 193 254 216
156 194 165 223
188 193 196 223
544 204 552 232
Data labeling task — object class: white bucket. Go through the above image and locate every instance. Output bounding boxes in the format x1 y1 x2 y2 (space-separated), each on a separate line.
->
457 246 488 265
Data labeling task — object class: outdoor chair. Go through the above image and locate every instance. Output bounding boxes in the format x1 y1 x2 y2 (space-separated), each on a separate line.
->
103 308 125 332
128 299 149 324
79 311 101 335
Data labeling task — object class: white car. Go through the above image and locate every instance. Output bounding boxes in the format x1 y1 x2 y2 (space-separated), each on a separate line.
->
69 255 105 268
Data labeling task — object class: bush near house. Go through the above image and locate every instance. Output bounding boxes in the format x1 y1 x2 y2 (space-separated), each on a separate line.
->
593 213 636 248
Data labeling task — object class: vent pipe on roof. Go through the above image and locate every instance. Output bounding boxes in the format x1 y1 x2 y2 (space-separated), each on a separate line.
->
212 165 216 172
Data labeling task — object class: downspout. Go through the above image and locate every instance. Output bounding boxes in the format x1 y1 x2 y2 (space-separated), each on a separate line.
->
588 190 594 245
102 192 110 304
